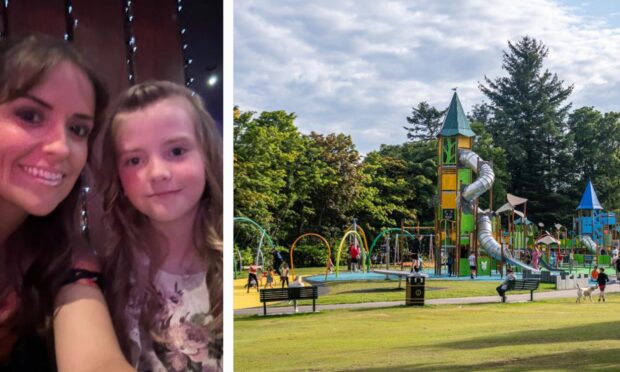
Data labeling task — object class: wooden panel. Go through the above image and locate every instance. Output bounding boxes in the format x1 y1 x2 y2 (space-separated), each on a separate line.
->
441 191 456 209
72 0 128 102
8 0 66 37
458 135 472 149
132 0 184 83
441 173 457 191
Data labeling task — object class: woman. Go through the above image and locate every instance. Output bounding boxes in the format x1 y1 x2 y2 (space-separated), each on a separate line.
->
0 34 131 371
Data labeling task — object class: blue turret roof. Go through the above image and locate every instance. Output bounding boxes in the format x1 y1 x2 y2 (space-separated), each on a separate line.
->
577 180 603 210
439 92 475 137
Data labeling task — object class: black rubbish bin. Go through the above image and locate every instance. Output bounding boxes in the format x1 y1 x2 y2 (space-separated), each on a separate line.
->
406 275 425 306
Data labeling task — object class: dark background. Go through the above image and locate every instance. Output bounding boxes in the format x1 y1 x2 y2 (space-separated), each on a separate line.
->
1 0 223 131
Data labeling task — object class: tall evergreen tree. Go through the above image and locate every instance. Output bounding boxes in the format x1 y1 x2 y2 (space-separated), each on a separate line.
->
479 36 573 222
404 102 447 141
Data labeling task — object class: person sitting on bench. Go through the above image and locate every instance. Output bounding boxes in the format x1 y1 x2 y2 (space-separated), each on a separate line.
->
496 268 515 302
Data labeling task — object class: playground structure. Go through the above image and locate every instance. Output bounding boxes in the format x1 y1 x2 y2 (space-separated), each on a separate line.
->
235 93 620 281
435 92 538 277
233 217 276 275
289 233 331 278
574 180 618 253
335 223 369 276
367 228 417 269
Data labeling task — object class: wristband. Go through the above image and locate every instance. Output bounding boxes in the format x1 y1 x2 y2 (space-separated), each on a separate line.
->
62 269 105 290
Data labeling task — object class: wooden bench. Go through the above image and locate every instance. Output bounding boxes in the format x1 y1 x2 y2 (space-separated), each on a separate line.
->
259 286 318 315
506 278 540 301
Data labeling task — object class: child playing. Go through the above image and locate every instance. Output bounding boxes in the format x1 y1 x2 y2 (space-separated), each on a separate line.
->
100 81 222 371
280 263 290 288
265 267 274 288
246 262 259 292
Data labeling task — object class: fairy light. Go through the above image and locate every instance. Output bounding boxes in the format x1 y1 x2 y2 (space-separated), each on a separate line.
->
123 0 136 84
177 0 195 89
64 0 77 42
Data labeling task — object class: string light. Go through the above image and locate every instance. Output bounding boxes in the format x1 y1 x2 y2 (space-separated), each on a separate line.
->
64 0 77 42
123 0 136 84
176 0 195 89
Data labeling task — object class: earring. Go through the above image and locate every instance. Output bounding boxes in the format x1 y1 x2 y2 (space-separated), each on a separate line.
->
79 177 90 236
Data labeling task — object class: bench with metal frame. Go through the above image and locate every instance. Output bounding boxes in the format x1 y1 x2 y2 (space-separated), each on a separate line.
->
506 278 541 301
259 286 318 315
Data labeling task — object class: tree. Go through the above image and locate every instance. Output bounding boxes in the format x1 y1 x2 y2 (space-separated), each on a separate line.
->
404 102 447 142
568 107 620 211
234 109 313 241
355 141 437 239
298 132 364 241
479 36 573 222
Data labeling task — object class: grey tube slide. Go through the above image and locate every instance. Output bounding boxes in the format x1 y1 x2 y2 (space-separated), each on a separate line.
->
459 149 540 273
580 235 597 254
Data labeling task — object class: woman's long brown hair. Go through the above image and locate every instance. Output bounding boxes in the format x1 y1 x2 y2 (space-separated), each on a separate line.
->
98 81 223 361
0 34 108 341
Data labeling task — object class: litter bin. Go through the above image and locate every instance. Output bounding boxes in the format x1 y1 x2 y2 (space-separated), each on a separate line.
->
406 275 425 306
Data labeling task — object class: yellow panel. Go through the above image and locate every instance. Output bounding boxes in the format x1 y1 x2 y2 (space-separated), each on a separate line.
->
441 191 456 209
441 173 457 190
458 135 472 149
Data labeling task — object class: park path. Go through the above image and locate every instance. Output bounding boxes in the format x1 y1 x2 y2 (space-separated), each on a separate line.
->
234 283 620 316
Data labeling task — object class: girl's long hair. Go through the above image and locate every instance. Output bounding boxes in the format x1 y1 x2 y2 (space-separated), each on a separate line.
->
0 34 108 339
99 81 223 360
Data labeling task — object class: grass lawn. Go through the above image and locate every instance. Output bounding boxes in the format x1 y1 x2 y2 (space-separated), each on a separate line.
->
234 295 620 371
311 280 556 305
254 266 556 306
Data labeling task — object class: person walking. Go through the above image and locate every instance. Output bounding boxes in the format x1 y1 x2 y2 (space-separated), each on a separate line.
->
597 268 609 302
447 252 454 277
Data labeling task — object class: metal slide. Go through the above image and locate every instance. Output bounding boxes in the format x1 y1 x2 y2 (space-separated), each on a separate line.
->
580 235 597 254
538 257 560 272
459 150 540 273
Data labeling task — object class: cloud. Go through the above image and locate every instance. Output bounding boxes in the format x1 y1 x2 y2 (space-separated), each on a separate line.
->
235 0 620 153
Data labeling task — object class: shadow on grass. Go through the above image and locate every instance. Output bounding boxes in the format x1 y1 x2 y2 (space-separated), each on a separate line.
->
344 348 620 371
234 311 320 322
438 320 620 349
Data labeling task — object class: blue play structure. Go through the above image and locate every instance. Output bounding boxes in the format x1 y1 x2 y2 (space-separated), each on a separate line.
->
573 180 617 248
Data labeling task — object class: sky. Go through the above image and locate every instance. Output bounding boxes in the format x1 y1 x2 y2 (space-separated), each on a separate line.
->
234 0 620 154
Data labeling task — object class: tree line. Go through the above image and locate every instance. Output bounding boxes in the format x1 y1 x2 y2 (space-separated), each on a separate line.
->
234 36 620 264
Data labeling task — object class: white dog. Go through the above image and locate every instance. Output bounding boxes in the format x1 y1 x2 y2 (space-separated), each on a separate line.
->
576 283 597 303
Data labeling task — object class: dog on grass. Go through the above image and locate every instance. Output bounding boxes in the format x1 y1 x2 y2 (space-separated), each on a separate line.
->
576 283 597 303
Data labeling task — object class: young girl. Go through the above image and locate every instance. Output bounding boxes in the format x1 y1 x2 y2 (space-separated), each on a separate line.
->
265 267 274 289
99 81 223 371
